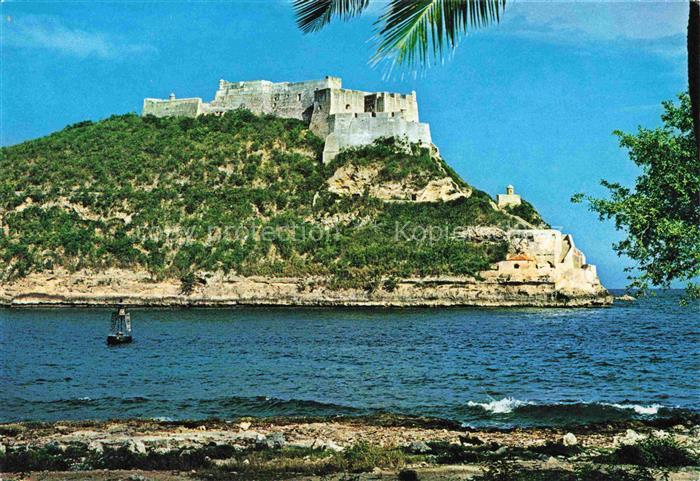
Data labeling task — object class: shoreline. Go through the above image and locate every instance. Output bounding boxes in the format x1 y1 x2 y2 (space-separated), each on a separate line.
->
2 415 698 480
0 269 613 308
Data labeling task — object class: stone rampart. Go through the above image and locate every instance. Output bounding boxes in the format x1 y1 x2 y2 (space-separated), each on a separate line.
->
142 98 203 118
322 112 432 163
142 76 432 163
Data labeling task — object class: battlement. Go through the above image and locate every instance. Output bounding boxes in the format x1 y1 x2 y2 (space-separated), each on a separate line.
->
142 76 432 162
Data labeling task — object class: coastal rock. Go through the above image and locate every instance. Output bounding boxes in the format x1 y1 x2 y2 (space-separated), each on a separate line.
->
126 439 147 455
307 438 344 452
45 441 67 453
616 429 645 445
544 456 566 469
459 434 484 446
88 440 104 453
257 432 286 449
616 294 636 302
408 441 432 454
0 267 613 308
562 433 578 447
495 446 509 456
239 422 252 431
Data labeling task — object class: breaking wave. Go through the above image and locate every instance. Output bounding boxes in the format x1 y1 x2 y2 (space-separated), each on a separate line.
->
466 397 533 414
605 403 663 416
453 398 691 427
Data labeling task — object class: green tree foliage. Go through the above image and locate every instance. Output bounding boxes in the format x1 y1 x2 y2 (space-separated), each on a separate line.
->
573 93 699 299
504 200 549 228
0 111 530 288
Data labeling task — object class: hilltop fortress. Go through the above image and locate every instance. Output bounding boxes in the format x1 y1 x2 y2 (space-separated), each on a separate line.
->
142 76 432 163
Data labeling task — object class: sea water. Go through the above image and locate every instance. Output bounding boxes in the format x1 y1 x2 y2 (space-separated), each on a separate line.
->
1 290 697 427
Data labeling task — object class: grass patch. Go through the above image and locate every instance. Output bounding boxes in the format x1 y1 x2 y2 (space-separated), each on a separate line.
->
201 442 412 480
476 459 657 481
0 441 413 477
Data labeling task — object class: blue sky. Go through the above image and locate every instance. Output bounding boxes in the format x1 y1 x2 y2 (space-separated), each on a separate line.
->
0 1 689 288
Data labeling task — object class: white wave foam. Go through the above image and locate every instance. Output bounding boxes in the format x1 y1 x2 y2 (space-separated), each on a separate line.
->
151 416 174 422
467 397 532 414
608 403 663 415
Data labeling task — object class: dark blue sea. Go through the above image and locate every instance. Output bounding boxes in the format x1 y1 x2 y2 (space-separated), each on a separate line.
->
1 290 698 427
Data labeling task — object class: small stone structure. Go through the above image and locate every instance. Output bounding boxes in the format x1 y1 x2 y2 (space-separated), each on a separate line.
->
491 229 600 290
142 76 432 163
497 184 522 208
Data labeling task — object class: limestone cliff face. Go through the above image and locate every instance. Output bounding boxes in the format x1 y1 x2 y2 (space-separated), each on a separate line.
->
0 268 612 308
326 164 470 203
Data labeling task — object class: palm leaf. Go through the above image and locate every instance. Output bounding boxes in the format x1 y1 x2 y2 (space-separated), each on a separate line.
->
294 0 371 33
373 0 506 67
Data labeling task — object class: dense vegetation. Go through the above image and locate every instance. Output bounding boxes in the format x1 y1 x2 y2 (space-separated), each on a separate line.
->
0 111 530 288
574 93 699 300
505 199 549 228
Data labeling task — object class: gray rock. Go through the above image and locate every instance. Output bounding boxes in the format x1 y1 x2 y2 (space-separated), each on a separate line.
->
544 456 565 469
267 432 286 449
459 434 484 446
45 441 67 453
407 441 432 454
495 446 509 456
88 440 104 453
562 433 578 446
617 429 644 445
126 439 147 455
315 439 343 452
256 432 286 449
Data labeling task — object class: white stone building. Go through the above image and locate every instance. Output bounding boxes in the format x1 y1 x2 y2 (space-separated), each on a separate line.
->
142 76 432 163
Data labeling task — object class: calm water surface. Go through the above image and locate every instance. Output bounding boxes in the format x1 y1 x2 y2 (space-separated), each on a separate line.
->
1 291 698 426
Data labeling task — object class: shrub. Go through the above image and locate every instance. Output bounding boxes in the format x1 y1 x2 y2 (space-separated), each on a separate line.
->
610 437 698 468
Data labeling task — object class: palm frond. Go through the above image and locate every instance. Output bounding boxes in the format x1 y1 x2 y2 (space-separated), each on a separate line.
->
373 0 506 67
294 0 371 33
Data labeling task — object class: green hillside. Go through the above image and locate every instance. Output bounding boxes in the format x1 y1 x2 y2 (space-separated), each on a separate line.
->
0 111 537 290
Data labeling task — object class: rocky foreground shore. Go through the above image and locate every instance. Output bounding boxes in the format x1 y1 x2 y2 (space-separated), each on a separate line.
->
2 415 699 480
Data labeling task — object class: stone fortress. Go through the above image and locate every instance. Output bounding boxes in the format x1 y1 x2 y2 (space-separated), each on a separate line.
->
141 77 608 301
142 76 432 163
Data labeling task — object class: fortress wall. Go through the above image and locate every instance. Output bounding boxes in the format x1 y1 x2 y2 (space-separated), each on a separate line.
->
142 98 203 118
211 77 339 121
322 113 432 163
326 89 369 115
366 92 419 122
508 230 564 267
141 77 431 164
211 80 274 115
